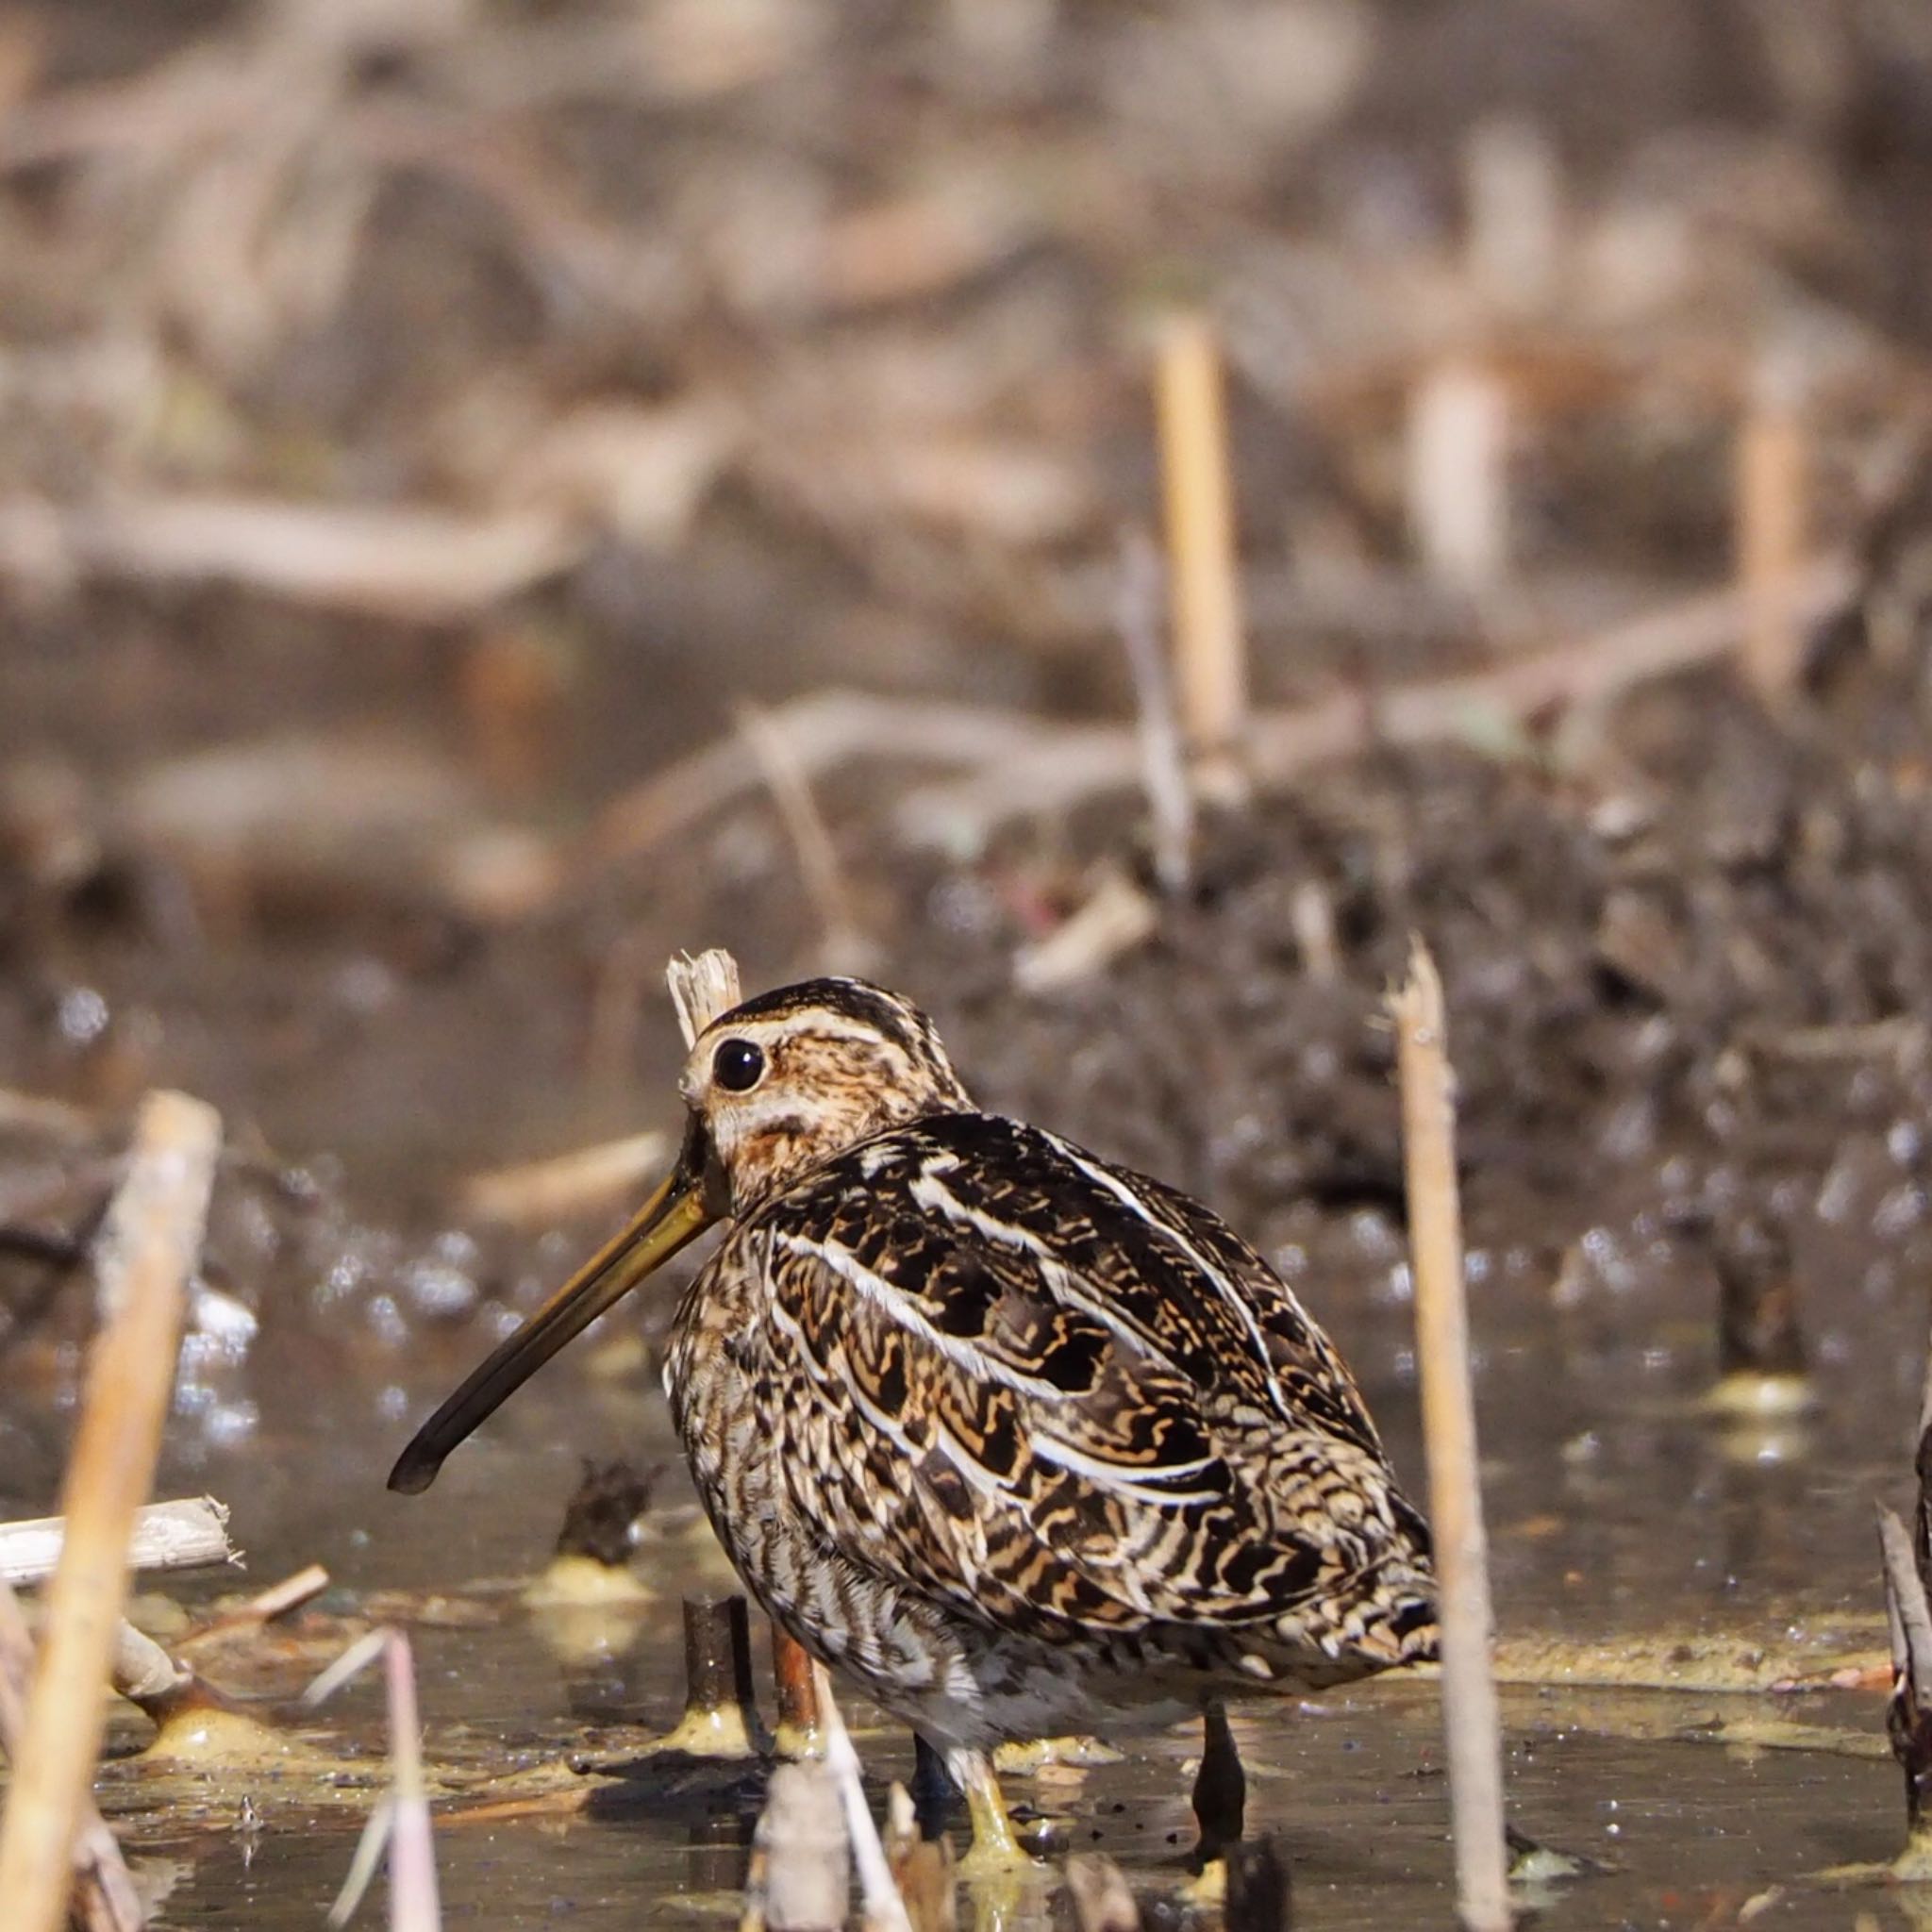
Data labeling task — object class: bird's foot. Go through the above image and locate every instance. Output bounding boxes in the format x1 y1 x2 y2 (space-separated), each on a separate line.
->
1178 1857 1229 1908
951 1751 1045 1880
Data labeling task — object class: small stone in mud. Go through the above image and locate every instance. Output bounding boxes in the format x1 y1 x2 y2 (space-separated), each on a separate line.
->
555 1458 655 1566
1712 1218 1807 1381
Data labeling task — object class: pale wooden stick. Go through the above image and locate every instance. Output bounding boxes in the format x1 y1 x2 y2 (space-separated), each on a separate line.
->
1406 358 1510 592
306 1629 442 1932
1155 310 1248 794
0 1090 221 1932
1736 360 1807 703
667 949 745 1048
385 1630 442 1932
0 1581 144 1932
459 1130 669 1227
811 1660 913 1932
1389 946 1509 1932
0 1495 234 1587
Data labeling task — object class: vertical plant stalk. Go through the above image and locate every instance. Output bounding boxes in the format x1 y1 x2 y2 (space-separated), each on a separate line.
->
0 1090 221 1932
306 1628 442 1932
1736 361 1807 704
1405 359 1510 593
1155 310 1248 797
811 1660 913 1932
384 1631 441 1932
772 1625 824 1761
1389 945 1509 1932
0 1580 145 1932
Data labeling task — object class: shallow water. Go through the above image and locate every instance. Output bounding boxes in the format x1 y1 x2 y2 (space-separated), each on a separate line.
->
54 1177 1912 1932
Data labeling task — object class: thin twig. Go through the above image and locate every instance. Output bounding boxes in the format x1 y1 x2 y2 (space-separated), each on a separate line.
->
0 1091 222 1932
736 702 875 975
1155 310 1248 795
0 1581 145 1932
1736 358 1808 703
0 491 581 622
305 1628 442 1932
1389 945 1509 1932
0 1496 235 1588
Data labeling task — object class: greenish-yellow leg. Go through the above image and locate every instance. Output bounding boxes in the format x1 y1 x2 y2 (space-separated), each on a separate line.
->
945 1744 1037 1878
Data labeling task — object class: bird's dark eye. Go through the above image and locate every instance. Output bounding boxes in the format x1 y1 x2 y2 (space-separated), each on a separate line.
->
711 1038 766 1092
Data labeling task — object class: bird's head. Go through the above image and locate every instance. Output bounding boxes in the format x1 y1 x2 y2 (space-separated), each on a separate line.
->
388 977 971 1494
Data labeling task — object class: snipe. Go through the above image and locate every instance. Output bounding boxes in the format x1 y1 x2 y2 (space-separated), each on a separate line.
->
392 977 1436 1867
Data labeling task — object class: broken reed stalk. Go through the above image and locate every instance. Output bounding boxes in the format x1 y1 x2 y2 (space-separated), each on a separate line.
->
668 948 745 1050
384 1632 441 1932
772 1626 824 1761
1388 946 1509 1932
1882 1506 1932 1846
742 1760 849 1932
0 1090 222 1932
1113 524 1194 895
1155 310 1248 797
306 1629 442 1932
812 1659 914 1932
1736 360 1807 704
661 1596 764 1758
1406 358 1510 593
0 1495 234 1588
0 1581 145 1932
737 703 874 976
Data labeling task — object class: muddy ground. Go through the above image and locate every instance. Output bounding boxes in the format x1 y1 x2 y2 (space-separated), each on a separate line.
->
7 1 1932 1928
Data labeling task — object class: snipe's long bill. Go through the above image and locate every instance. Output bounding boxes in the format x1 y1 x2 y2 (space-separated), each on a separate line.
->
390 975 1437 1870
388 1118 718 1495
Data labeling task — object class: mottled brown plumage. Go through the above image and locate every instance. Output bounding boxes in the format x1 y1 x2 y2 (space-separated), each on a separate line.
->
394 975 1435 1863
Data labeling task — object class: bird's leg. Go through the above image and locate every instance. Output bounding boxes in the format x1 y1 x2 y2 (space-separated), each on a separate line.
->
1191 1699 1247 1866
944 1744 1034 1877
911 1733 958 1840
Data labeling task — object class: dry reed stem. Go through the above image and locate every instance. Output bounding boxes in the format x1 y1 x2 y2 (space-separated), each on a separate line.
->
1155 311 1248 795
0 1496 234 1588
1736 367 1807 702
1388 946 1509 1932
0 1581 145 1932
811 1659 914 1932
1406 359 1510 592
459 1130 670 1227
1011 869 1158 994
1883 1508 1932 1695
384 1631 441 1932
306 1628 442 1932
1064 1854 1141 1932
0 492 580 622
667 949 745 1046
736 703 875 975
0 1090 221 1932
742 1759 849 1932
